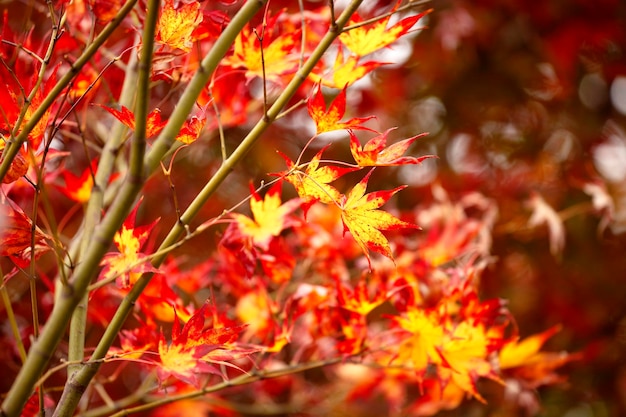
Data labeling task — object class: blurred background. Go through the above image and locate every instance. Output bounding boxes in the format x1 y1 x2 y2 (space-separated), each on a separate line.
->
360 0 626 415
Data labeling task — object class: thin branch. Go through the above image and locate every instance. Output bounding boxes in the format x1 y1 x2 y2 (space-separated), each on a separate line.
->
0 0 139 182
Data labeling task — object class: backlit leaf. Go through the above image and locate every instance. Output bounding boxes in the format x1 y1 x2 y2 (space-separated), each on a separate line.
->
307 85 376 134
0 198 51 267
311 47 387 88
349 129 434 167
231 180 301 250
223 12 299 82
339 170 418 267
339 7 431 57
156 0 203 52
99 199 160 288
175 115 205 144
157 303 258 387
278 145 359 214
101 105 167 138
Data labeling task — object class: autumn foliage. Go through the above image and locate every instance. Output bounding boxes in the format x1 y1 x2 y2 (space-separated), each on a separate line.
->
2 0 624 416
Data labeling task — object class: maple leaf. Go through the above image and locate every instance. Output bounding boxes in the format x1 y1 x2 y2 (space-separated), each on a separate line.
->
157 303 258 387
59 159 97 203
231 180 301 251
0 197 51 267
277 145 359 215
499 324 579 388
6 68 59 150
175 115 205 144
311 47 387 88
99 199 160 288
334 275 388 316
339 7 431 57
307 85 376 135
349 129 434 167
339 170 418 267
156 0 203 52
223 12 300 82
499 325 562 370
392 307 445 379
437 320 501 403
100 105 167 138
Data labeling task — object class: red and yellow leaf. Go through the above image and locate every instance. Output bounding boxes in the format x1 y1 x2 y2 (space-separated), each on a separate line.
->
339 7 431 57
99 199 160 288
101 105 167 138
349 129 433 167
231 180 301 250
59 159 97 203
175 115 205 144
156 0 203 52
311 47 387 88
0 198 51 266
339 170 418 267
278 145 358 214
223 12 299 81
307 85 376 134
157 303 258 387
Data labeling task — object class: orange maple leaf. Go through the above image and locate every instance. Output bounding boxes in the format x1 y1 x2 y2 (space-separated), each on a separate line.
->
59 159 97 203
223 12 299 82
156 0 203 52
349 129 434 167
339 6 432 57
334 275 388 316
307 85 376 134
157 303 258 387
101 105 167 138
339 170 418 267
231 180 301 251
278 145 358 214
311 47 387 88
99 200 160 288
437 320 501 403
499 324 579 388
175 115 205 144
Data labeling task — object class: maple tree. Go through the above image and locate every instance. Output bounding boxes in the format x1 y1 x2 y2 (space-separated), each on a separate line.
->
1 0 623 415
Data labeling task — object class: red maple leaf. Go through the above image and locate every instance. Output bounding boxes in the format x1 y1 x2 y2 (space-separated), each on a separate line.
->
100 105 167 138
349 129 434 167
156 303 259 387
307 85 376 134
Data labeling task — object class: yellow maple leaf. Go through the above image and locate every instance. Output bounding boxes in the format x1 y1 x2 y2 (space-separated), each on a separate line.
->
310 47 387 88
223 13 299 81
99 200 160 288
339 170 418 267
232 181 300 250
438 321 500 403
339 7 431 57
392 307 445 375
278 145 358 214
156 0 203 52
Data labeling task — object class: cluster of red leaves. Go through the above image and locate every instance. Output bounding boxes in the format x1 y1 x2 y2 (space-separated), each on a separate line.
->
0 1 584 416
